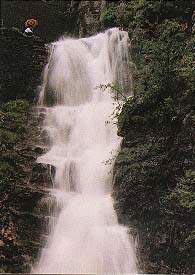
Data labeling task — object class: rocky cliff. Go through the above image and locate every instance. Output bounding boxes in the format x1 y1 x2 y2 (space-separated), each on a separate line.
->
114 89 195 273
0 29 49 273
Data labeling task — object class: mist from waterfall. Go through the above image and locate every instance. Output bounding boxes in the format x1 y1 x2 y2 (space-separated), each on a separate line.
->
33 28 137 274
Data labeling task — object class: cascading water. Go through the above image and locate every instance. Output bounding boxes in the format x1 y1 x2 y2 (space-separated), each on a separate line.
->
33 28 137 274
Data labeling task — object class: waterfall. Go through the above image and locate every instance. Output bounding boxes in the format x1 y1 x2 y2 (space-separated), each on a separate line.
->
33 28 137 274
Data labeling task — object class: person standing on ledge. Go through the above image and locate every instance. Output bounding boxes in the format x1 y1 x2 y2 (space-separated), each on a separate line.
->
23 18 38 37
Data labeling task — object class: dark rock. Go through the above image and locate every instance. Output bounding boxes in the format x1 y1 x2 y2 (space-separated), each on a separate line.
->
0 29 48 272
29 163 53 188
113 92 195 274
0 28 47 103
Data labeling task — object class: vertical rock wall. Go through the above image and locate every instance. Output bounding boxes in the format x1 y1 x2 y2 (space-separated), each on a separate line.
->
0 29 49 273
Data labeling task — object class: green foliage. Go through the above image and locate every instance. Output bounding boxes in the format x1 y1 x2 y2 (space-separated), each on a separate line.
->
0 100 30 190
0 100 29 136
1 100 29 113
120 20 195 129
101 0 193 30
100 4 117 28
113 0 195 273
168 170 195 211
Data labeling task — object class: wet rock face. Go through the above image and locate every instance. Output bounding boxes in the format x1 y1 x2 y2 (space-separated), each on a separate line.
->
0 29 50 273
77 0 105 37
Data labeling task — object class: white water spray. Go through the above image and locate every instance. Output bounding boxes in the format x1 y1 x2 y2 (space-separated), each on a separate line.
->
33 28 137 274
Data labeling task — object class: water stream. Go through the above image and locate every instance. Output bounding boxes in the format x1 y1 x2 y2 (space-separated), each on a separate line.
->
33 28 137 274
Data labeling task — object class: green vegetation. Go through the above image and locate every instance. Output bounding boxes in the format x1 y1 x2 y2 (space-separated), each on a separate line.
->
0 99 46 273
100 0 195 273
0 100 29 191
100 4 117 28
